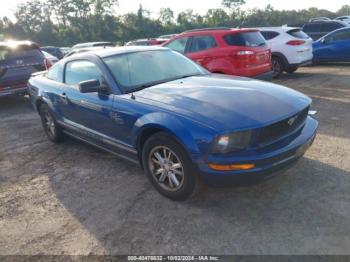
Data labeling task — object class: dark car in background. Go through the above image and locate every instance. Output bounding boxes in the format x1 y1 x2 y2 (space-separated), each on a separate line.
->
41 46 64 60
302 20 349 40
0 41 49 97
313 27 350 62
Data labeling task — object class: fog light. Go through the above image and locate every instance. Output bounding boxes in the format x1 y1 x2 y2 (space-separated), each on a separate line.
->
208 163 255 171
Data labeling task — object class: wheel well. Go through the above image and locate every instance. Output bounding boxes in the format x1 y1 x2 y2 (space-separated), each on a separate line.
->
272 53 288 66
35 99 44 112
137 127 164 166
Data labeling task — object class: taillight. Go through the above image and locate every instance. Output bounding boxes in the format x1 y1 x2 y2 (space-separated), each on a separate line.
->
286 40 306 46
236 50 255 56
44 58 52 69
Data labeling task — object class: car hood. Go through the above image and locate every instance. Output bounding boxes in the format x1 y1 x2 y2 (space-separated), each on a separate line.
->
134 74 311 132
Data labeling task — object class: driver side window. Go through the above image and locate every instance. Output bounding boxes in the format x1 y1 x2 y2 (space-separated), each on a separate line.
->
65 60 102 86
328 30 350 42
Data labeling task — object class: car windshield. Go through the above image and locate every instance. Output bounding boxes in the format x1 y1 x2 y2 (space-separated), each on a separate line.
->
103 50 208 93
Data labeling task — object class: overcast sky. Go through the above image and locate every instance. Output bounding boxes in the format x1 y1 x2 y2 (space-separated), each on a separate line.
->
1 0 349 19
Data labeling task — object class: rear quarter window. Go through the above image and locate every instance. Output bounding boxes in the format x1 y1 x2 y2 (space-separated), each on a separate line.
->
287 29 309 39
260 31 280 40
46 63 63 82
223 32 266 47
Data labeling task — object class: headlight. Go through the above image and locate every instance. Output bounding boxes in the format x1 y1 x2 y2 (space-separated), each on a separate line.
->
212 130 252 154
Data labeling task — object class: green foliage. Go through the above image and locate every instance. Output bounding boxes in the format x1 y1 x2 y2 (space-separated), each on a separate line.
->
0 0 348 46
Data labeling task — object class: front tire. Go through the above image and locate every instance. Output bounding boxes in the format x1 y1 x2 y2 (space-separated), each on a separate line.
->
39 103 65 143
142 132 197 201
272 56 285 78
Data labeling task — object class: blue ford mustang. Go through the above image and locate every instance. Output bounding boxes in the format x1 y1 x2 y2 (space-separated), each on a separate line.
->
28 46 318 200
313 27 350 62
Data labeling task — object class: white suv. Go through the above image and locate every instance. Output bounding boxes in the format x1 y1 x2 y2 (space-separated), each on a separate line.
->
259 27 313 78
335 16 350 24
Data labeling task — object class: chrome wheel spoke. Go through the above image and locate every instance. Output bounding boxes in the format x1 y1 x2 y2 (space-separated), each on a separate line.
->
159 172 167 183
171 168 183 176
169 173 180 187
154 152 165 164
171 163 182 170
151 157 162 166
168 175 174 188
155 168 164 176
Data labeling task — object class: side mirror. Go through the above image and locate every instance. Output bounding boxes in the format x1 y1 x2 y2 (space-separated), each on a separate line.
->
320 38 328 44
78 79 109 94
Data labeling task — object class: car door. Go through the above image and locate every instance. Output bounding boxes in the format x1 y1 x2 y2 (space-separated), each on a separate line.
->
186 35 217 67
327 29 350 61
315 29 350 61
61 59 117 140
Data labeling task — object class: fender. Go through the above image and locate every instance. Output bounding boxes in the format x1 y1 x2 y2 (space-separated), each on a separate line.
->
131 112 202 159
35 90 63 122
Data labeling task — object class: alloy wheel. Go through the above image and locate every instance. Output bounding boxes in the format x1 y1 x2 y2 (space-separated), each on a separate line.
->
148 146 185 192
44 111 56 138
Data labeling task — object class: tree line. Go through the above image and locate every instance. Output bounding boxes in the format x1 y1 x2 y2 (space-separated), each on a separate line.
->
0 0 349 46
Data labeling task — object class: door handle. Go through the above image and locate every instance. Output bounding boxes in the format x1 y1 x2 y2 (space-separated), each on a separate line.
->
59 92 68 104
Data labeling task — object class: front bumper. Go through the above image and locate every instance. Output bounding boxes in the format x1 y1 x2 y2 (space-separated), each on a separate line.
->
252 70 274 81
196 116 318 186
0 86 28 97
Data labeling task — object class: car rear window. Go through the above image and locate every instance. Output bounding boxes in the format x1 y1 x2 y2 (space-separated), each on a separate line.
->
260 31 280 40
223 32 266 47
287 29 309 39
0 44 43 62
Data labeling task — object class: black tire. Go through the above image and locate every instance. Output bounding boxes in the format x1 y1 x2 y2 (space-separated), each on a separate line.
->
285 66 298 74
272 56 285 78
39 103 65 143
142 132 198 201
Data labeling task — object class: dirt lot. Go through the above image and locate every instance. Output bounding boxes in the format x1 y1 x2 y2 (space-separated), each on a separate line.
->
0 64 350 255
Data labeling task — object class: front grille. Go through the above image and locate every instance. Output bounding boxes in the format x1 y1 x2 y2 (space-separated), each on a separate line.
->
255 106 309 146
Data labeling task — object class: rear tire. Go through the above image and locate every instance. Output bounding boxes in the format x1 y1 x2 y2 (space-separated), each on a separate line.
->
285 66 298 74
142 132 198 201
39 103 65 143
272 56 285 78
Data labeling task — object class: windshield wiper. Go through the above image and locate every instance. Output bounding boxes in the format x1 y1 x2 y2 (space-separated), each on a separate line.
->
127 74 204 93
130 79 172 93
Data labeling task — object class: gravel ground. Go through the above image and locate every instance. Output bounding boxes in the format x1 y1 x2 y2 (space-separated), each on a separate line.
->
0 64 350 255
